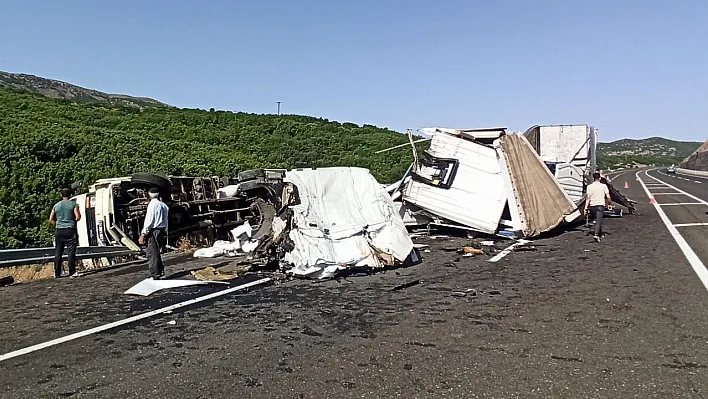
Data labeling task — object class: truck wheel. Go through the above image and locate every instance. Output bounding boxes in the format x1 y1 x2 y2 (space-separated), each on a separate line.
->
238 169 265 182
251 199 276 241
131 173 172 189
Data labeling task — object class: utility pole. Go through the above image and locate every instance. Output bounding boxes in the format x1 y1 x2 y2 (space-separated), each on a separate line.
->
276 101 281 115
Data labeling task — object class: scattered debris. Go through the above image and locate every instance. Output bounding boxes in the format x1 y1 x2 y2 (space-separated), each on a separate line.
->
390 279 421 292
191 264 252 281
480 240 495 246
461 247 484 255
451 288 477 297
0 276 14 287
124 278 230 296
489 240 532 263
167 320 177 325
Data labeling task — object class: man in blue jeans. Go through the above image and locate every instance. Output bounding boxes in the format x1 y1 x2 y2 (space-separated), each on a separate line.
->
49 188 81 278
584 172 611 242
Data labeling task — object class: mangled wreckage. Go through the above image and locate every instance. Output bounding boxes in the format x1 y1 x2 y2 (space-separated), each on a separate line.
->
391 126 589 238
74 167 416 279
76 123 635 281
197 167 417 279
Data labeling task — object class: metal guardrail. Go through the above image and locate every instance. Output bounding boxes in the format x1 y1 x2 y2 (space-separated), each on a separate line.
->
676 168 708 178
0 246 140 268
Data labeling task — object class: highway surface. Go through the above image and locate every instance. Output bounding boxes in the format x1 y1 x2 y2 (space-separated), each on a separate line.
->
0 170 707 398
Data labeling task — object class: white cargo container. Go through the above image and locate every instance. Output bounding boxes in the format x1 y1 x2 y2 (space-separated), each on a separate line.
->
523 125 598 204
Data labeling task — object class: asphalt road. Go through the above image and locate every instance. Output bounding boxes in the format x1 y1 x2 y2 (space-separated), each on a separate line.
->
641 168 708 272
1 174 707 398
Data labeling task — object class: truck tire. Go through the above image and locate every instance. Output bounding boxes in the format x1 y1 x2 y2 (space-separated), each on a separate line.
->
131 173 172 189
251 199 276 241
238 169 265 182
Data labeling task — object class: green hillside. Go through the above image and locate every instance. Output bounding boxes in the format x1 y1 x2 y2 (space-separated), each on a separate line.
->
0 88 415 249
596 137 702 170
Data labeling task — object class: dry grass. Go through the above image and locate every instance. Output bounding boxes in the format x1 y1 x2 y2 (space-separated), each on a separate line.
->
0 263 54 283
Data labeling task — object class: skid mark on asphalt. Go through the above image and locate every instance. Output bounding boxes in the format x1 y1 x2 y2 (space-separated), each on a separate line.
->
637 170 708 292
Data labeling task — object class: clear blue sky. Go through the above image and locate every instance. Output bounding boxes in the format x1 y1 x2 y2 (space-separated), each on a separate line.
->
1 0 707 142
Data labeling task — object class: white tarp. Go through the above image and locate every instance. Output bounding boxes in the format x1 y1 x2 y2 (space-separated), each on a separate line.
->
283 167 414 279
124 278 230 296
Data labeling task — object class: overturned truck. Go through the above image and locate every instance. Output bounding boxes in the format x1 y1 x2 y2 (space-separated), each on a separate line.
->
72 170 287 252
74 168 415 278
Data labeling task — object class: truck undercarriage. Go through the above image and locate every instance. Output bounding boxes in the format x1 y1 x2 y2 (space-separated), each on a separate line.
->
79 170 286 250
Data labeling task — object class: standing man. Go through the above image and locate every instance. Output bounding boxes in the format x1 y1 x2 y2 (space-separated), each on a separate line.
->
49 188 81 278
584 172 611 242
139 187 169 279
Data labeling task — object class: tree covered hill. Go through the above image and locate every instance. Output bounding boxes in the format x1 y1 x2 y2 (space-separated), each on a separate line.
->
596 137 703 170
0 88 415 248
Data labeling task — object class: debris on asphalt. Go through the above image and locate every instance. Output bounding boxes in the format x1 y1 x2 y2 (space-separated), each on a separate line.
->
461 247 484 255
489 240 532 263
451 288 477 297
390 279 422 292
191 264 251 281
124 278 230 296
0 276 14 287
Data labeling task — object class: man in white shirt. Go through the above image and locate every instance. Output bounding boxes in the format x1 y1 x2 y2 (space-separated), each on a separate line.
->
139 188 169 279
584 172 611 242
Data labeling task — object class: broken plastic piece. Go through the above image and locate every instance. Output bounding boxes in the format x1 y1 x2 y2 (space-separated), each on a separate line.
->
124 278 230 296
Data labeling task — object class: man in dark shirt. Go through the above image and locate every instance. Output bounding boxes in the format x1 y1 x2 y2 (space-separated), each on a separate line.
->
49 188 81 278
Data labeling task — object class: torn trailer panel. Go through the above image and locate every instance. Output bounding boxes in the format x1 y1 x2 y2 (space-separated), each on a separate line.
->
497 133 581 237
402 130 509 235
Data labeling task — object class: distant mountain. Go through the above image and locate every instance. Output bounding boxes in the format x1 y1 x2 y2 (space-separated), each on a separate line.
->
679 139 708 171
596 137 703 170
0 71 168 108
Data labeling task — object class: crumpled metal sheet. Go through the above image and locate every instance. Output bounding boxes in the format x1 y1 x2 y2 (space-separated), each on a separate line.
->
499 134 578 236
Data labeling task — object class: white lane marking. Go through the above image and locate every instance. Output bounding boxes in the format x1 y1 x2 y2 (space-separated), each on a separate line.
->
488 239 531 262
637 170 708 292
694 181 702 184
651 193 687 195
646 172 708 205
0 278 273 363
659 202 707 206
674 223 708 228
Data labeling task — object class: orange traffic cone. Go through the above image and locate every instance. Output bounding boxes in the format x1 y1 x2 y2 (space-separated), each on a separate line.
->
624 181 629 189
649 196 655 205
